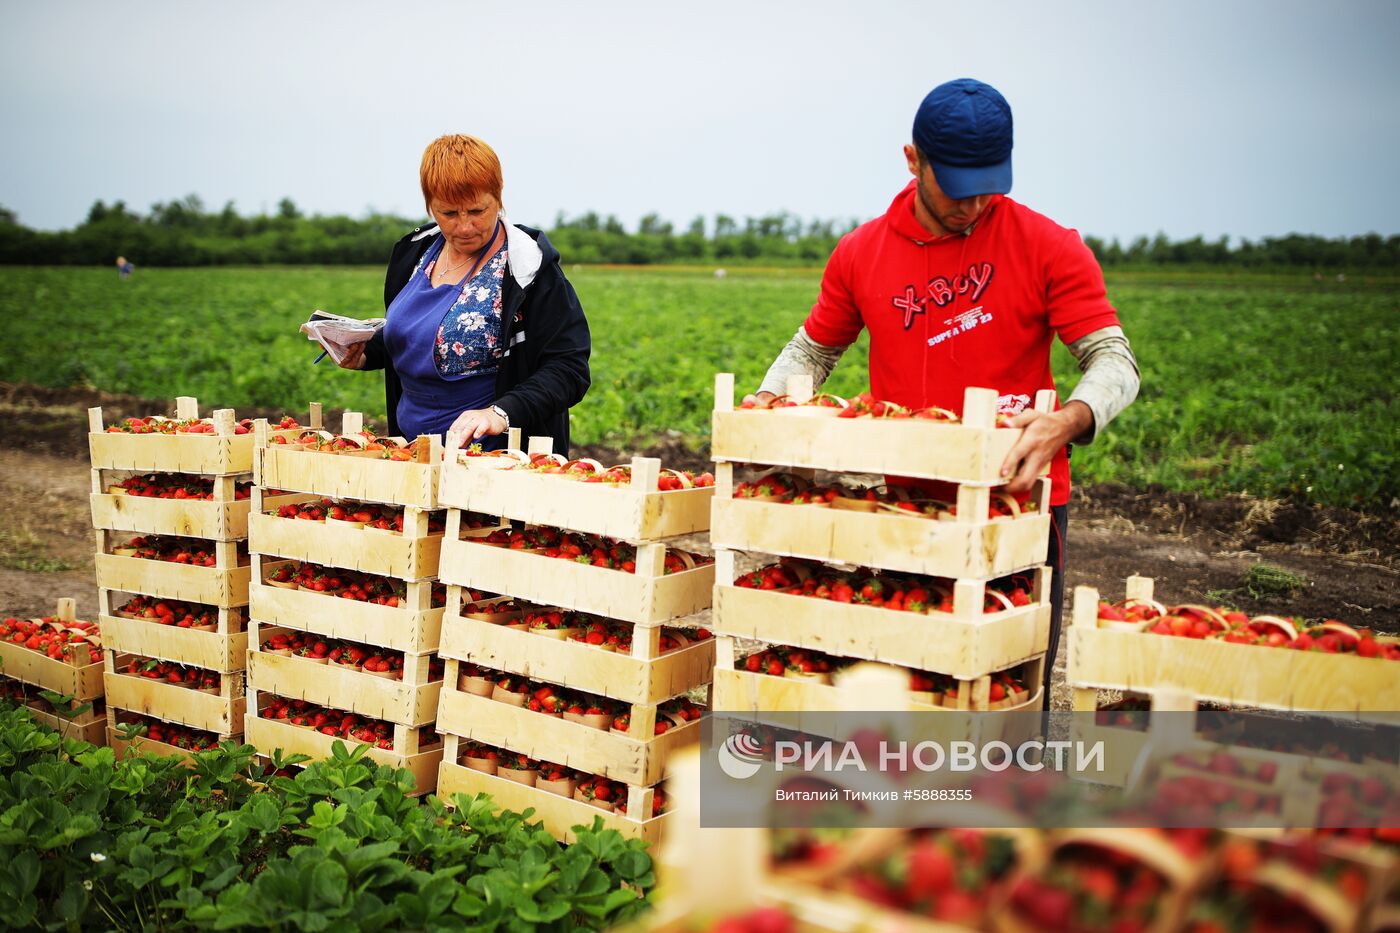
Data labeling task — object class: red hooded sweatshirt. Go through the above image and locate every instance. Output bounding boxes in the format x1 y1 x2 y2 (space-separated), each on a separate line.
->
802 181 1121 506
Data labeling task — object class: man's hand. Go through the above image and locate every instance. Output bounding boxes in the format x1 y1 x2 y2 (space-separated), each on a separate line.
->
999 401 1094 494
444 407 508 458
337 345 365 370
740 391 777 409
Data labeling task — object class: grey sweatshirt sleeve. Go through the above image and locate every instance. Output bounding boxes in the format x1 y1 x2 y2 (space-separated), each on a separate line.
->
756 325 851 398
1064 325 1140 444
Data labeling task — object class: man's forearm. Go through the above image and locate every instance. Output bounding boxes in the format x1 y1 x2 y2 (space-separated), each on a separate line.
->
757 325 850 397
1064 326 1140 444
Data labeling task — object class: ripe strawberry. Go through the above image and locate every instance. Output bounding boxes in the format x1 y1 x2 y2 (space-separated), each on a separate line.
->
905 840 955 898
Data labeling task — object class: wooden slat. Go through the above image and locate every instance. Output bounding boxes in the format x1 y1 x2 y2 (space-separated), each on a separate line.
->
247 581 444 654
99 614 247 672
260 444 439 508
436 760 665 844
711 571 1051 681
243 712 441 794
437 539 713 624
247 512 442 580
710 480 1051 579
103 669 245 734
437 458 713 541
710 379 1050 484
436 687 698 786
438 610 715 705
90 490 311 541
0 642 105 700
245 649 442 725
94 554 251 607
1067 625 1400 717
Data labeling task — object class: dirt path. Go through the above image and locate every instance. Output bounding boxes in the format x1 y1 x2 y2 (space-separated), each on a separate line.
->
2 382 1395 710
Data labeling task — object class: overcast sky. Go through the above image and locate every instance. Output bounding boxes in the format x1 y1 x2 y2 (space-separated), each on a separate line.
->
4 0 1398 243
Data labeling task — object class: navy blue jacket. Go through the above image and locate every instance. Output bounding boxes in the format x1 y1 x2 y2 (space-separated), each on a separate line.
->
363 222 591 455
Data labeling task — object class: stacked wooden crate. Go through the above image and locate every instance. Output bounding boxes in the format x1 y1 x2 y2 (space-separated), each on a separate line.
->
434 433 717 844
88 397 307 757
0 598 106 744
243 413 447 792
707 374 1054 726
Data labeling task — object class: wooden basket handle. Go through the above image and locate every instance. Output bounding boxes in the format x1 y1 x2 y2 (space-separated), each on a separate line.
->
1116 597 1167 618
984 590 1016 612
916 405 960 422
1168 604 1231 629
485 448 532 465
659 468 695 489
1249 615 1299 640
563 458 605 474
992 491 1023 517
1317 619 1360 641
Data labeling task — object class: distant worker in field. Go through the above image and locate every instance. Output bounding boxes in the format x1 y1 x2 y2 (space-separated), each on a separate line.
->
115 256 133 279
339 134 591 455
745 78 1140 709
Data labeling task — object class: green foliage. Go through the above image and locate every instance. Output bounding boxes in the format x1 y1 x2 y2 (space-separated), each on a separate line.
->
0 265 1394 509
1244 563 1309 599
0 705 653 931
7 198 1395 268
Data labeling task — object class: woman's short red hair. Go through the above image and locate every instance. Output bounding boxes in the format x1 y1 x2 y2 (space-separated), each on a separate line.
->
420 135 503 208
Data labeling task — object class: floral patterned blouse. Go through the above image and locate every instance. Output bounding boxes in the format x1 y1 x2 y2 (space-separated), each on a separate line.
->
428 243 508 377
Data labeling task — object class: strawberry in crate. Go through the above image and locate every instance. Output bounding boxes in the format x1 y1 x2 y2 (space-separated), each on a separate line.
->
1007 842 1171 933
842 828 1025 926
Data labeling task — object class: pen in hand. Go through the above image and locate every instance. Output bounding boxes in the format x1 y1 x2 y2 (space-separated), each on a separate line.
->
313 350 329 364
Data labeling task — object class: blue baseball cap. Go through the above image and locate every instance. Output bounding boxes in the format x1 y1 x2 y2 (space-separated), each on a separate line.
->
912 78 1013 199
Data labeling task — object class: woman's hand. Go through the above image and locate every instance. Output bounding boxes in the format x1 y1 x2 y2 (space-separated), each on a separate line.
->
337 344 366 370
445 407 508 454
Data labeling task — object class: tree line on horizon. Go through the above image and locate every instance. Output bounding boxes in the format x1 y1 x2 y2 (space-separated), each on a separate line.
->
0 196 1396 269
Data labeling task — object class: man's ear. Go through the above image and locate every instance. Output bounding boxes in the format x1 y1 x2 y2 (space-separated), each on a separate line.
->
903 143 921 178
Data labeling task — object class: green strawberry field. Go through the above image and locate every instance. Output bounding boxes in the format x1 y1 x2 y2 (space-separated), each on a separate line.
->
4 265 1395 509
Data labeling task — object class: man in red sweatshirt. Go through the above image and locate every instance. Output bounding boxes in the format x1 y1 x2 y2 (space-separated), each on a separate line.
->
747 78 1140 709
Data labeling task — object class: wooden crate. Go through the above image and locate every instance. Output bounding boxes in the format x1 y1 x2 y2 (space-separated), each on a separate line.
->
0 608 105 701
711 471 1051 579
438 452 713 541
713 640 1045 741
247 510 442 581
710 374 1055 484
256 415 441 508
108 730 204 764
88 398 316 475
243 698 442 794
246 630 441 725
712 559 1051 681
105 722 236 763
437 537 713 625
91 479 313 541
248 563 443 655
436 758 665 845
1067 582 1400 717
103 652 245 734
25 703 108 745
98 614 247 673
2 676 108 745
94 530 250 607
439 602 715 706
98 589 246 672
436 684 698 786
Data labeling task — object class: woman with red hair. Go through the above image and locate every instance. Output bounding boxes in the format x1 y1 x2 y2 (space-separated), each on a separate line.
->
344 134 590 455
